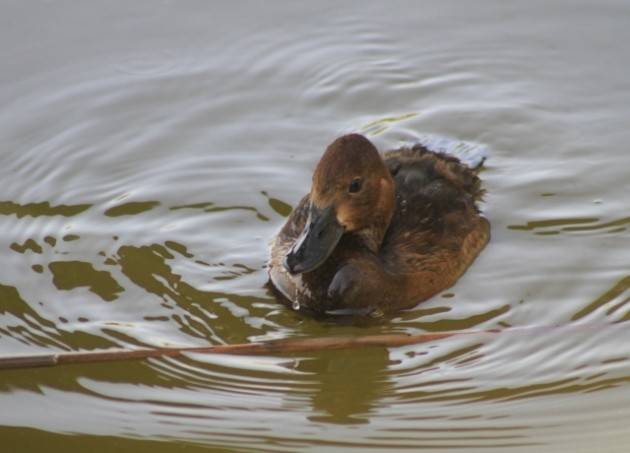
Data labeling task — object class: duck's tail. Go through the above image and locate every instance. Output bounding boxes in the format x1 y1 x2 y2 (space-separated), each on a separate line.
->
386 143 486 203
414 134 488 171
412 135 488 201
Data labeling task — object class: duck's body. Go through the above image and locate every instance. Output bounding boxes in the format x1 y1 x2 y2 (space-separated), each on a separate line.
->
269 134 489 316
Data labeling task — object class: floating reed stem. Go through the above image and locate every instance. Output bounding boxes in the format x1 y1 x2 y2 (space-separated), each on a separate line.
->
0 323 609 371
0 330 466 371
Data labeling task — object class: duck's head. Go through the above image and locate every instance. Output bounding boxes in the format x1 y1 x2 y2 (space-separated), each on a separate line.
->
284 134 395 275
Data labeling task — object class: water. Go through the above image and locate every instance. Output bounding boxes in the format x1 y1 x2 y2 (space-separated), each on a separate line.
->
1 0 629 451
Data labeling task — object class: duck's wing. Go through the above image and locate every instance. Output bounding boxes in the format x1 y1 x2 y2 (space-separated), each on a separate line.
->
380 145 489 276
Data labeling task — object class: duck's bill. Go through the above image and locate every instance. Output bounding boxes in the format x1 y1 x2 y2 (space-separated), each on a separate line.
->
283 204 344 275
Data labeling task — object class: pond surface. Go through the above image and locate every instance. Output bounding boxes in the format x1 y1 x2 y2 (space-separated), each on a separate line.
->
1 1 630 451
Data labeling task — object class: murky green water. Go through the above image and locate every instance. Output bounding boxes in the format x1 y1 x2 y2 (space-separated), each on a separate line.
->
1 1 629 451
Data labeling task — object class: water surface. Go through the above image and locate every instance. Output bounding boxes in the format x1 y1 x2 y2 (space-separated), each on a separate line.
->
1 1 630 451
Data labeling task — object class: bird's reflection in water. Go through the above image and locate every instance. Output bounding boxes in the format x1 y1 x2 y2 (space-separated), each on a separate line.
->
294 346 391 425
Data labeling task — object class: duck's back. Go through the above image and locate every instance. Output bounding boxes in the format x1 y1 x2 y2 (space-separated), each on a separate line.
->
379 145 489 293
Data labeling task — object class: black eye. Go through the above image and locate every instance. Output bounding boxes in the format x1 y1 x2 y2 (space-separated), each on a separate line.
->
348 178 362 193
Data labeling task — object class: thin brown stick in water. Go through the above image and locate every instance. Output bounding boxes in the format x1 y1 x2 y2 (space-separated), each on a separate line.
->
0 331 462 370
0 323 611 371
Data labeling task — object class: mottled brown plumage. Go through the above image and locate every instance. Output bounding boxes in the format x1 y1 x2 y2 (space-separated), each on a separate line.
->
269 134 490 316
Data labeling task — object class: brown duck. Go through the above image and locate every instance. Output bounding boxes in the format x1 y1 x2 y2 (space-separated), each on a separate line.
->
269 134 490 315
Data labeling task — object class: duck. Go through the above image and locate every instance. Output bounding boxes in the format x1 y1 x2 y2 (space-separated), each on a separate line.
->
268 133 490 316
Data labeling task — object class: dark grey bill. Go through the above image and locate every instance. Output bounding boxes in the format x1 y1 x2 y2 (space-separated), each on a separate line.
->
283 204 344 274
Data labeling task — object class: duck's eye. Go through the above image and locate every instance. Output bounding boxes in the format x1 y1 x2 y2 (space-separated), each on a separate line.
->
348 178 363 194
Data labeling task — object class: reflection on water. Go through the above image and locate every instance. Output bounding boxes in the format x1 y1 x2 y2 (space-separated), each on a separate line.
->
2 0 630 451
0 201 92 218
104 201 161 217
49 261 124 302
300 347 391 425
572 276 630 321
171 202 270 221
0 284 116 351
508 216 630 235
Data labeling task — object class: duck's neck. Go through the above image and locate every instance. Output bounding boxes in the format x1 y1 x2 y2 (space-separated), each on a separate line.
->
356 176 395 254
356 219 388 253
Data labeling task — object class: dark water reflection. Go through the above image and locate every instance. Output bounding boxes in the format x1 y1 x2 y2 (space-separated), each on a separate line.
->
2 0 630 451
300 348 391 425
